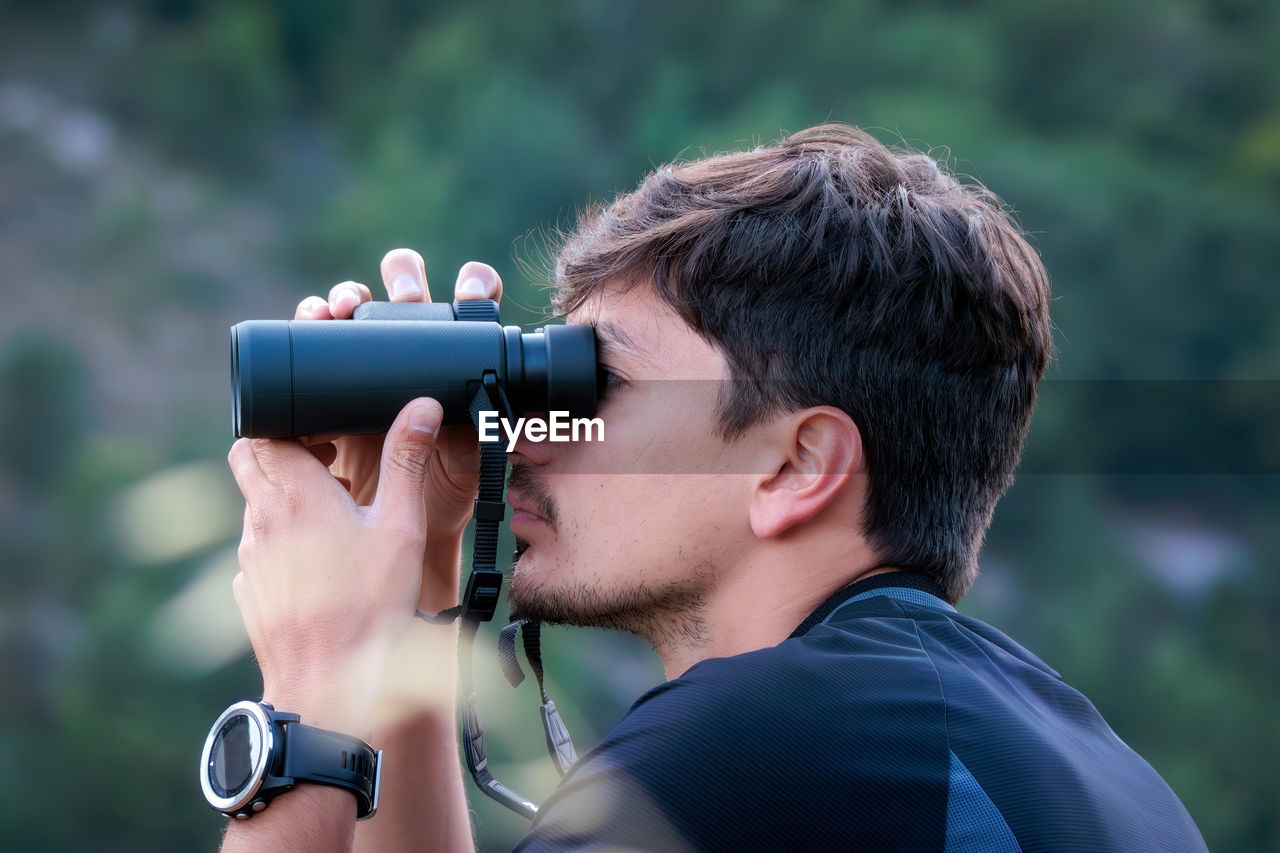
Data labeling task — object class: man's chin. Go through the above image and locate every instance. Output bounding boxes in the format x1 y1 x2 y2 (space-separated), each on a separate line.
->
509 544 546 584
507 550 552 615
507 555 598 628
506 565 710 652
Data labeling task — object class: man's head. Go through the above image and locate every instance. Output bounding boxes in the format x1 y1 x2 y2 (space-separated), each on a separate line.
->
508 123 1051 632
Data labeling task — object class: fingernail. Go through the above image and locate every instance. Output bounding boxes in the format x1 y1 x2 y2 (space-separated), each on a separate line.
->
409 402 443 436
458 277 490 298
301 296 326 315
391 273 422 300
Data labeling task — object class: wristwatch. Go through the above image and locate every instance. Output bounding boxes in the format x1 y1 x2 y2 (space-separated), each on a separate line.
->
199 700 382 820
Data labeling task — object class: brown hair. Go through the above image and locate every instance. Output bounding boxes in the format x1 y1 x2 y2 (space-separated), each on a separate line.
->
552 124 1052 602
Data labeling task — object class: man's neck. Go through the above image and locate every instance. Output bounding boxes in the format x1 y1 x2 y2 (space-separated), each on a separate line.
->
654 548 899 681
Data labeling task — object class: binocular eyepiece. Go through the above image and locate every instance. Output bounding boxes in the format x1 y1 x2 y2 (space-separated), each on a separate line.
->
230 300 599 438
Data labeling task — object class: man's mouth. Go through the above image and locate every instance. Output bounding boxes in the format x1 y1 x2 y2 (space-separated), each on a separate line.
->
506 463 559 529
504 484 555 525
506 490 547 523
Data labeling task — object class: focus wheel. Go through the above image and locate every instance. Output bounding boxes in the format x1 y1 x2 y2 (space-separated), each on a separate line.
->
455 299 500 323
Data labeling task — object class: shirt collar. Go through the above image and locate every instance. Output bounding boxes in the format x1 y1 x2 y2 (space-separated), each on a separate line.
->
787 570 951 639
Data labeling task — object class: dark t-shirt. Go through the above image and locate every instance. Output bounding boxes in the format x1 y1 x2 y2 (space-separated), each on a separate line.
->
512 572 1207 852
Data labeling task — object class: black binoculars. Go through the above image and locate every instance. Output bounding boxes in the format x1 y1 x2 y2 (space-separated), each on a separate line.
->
230 300 599 438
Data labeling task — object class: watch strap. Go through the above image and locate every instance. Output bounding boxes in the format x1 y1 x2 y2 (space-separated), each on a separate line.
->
281 722 381 819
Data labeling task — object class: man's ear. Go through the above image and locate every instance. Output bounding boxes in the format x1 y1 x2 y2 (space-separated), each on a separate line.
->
749 407 863 540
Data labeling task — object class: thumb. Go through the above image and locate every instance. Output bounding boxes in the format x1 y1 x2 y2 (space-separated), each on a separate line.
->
374 397 444 528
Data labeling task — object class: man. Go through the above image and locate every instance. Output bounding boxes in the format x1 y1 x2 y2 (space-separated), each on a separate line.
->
219 125 1207 851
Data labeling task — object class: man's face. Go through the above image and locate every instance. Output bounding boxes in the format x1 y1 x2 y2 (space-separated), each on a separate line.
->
505 280 766 646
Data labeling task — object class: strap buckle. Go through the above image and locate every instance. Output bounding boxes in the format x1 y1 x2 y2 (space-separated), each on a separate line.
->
473 498 508 522
461 569 504 623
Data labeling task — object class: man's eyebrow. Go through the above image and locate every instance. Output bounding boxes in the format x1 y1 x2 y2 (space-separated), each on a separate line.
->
594 320 649 358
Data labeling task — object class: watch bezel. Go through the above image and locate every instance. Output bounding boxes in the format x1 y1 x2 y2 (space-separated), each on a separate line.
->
200 700 274 814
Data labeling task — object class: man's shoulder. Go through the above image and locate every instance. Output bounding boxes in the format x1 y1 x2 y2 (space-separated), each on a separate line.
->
518 595 1208 853
516 600 955 851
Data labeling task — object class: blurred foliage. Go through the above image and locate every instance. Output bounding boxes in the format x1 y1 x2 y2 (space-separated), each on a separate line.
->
1 0 1278 850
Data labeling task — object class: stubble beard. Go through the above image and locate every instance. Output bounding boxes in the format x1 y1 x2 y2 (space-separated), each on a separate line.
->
505 461 713 653
507 553 714 655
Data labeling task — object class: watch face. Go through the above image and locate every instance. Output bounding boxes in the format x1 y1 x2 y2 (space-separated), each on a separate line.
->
209 712 262 798
201 701 273 813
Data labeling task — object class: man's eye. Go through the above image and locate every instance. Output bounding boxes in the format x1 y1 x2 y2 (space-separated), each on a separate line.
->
601 369 627 394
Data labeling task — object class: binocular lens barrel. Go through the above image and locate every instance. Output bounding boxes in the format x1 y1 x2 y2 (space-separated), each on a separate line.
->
230 301 597 438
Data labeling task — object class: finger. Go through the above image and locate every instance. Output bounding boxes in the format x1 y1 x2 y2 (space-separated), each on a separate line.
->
228 438 268 498
328 281 373 319
294 295 334 321
249 437 345 498
372 398 444 531
380 248 429 303
299 434 341 446
454 261 503 303
306 441 339 468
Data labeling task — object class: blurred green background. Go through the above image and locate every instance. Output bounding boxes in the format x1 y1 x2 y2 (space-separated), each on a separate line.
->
1 0 1277 850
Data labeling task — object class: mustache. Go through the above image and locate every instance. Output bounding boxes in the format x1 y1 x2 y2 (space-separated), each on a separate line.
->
506 462 559 529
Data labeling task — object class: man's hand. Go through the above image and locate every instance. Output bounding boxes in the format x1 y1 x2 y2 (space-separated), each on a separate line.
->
227 397 444 737
294 249 505 615
224 252 496 853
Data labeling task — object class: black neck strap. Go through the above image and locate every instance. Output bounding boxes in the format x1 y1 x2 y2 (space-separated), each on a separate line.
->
414 374 575 820
497 618 578 776
416 372 509 627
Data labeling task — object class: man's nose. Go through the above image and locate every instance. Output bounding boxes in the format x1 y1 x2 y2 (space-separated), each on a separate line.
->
506 412 555 466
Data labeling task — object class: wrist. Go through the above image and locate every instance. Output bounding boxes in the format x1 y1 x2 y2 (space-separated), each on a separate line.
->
261 687 373 742
424 533 463 564
419 538 464 614
261 641 392 740
370 613 460 731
